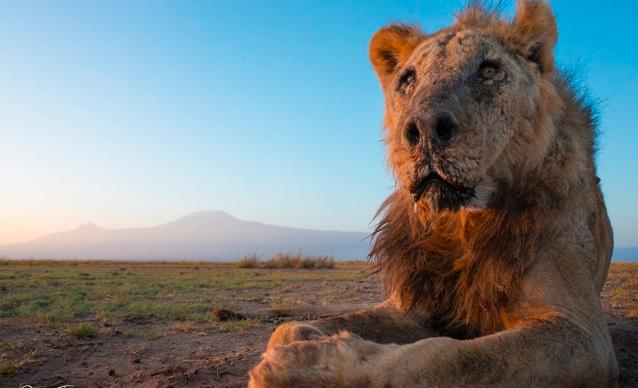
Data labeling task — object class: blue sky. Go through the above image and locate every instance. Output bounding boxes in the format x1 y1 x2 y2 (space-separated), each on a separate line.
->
0 0 636 246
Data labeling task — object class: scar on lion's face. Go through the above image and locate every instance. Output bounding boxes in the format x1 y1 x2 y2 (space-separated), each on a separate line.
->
370 13 559 212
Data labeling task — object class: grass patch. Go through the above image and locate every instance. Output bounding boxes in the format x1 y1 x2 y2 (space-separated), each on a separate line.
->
0 259 370 326
208 318 259 332
0 350 45 376
66 323 98 338
0 361 21 376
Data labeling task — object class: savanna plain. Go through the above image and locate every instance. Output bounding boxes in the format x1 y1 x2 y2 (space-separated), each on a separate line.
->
1 259 636 387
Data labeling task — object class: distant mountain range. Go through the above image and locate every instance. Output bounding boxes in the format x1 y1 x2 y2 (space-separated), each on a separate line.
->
0 211 635 261
0 211 370 261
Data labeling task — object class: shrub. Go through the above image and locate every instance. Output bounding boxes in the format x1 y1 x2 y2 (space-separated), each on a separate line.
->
238 253 335 269
237 254 260 268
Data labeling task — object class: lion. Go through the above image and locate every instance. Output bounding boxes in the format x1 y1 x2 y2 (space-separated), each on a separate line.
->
249 1 617 387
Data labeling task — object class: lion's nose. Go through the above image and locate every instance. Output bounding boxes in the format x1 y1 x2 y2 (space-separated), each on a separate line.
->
431 111 458 147
404 111 459 150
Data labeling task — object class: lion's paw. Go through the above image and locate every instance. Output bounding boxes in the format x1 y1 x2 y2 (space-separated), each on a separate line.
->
249 332 386 388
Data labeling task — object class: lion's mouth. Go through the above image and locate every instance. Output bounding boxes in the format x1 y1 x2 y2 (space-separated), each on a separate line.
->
409 173 475 211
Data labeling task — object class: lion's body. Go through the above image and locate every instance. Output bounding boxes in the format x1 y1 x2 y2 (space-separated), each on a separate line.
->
249 2 617 387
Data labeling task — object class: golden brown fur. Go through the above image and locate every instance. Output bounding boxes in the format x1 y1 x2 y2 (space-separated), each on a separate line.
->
249 1 617 386
370 182 559 337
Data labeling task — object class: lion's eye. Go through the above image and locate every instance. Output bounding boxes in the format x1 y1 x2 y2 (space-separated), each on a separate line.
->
396 68 417 94
478 61 503 82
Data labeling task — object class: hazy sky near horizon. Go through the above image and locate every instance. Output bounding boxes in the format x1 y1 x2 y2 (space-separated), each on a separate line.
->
1 1 637 246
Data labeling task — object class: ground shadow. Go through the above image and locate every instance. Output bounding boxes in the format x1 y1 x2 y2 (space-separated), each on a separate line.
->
610 316 638 387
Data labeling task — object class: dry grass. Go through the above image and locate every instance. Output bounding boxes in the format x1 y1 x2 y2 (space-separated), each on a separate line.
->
0 349 46 376
236 254 260 268
0 362 21 376
66 322 98 338
237 253 336 269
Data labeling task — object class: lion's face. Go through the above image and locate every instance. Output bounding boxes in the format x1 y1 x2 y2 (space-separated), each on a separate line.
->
384 31 539 211
370 5 559 212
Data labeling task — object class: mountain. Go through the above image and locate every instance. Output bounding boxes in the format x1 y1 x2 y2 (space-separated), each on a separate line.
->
613 247 638 262
0 211 370 261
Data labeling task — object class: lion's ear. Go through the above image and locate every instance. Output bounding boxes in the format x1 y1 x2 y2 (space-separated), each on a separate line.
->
510 0 557 75
369 24 424 90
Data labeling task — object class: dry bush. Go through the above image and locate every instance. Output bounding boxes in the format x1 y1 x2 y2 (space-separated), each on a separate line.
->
237 253 335 269
237 254 260 268
308 256 336 269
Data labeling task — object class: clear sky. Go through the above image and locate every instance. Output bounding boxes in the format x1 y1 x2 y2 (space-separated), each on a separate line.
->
1 1 636 246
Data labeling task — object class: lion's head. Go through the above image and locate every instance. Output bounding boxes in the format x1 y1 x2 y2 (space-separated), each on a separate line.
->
369 1 562 212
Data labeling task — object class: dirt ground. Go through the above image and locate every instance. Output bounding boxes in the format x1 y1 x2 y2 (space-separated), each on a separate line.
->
1 262 636 388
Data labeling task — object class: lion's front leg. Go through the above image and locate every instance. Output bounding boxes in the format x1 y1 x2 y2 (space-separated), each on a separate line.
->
266 300 435 350
388 318 617 387
250 317 617 388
